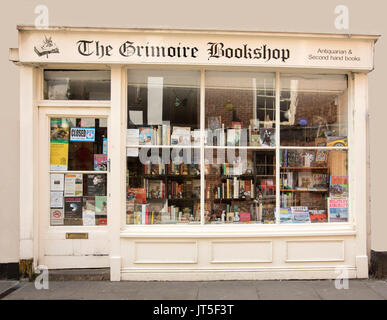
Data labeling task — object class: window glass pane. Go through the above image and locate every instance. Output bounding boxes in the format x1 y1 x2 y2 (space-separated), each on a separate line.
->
280 74 348 146
205 71 276 147
49 117 108 226
204 149 276 224
280 149 348 223
44 70 111 100
126 147 201 224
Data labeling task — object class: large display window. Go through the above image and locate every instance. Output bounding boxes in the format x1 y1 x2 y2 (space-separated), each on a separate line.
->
124 70 349 225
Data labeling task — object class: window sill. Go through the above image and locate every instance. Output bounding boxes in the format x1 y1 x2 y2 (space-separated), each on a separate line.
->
120 223 356 238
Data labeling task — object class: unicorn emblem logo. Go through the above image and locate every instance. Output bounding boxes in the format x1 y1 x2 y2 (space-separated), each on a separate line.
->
34 35 59 58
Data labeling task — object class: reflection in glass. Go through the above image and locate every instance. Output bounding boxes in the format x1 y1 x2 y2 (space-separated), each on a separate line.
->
205 71 276 147
44 70 111 100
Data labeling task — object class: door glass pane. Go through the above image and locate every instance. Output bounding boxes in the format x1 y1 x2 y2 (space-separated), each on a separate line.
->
204 149 276 224
44 70 111 100
280 149 348 223
49 117 108 226
280 74 348 147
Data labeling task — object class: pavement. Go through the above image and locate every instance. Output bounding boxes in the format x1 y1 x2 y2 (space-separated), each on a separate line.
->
0 279 386 300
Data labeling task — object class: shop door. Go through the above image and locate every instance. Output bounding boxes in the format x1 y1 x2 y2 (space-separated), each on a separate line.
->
38 107 111 269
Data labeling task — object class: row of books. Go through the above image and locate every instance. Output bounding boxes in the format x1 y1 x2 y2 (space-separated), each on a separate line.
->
127 125 199 146
279 198 348 223
280 172 329 190
281 149 328 167
168 180 200 199
143 163 200 176
127 203 199 224
145 179 165 199
207 127 275 147
213 178 255 200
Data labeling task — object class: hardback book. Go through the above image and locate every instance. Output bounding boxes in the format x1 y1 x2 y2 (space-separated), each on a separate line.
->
94 154 107 171
239 212 251 222
138 127 154 145
147 180 164 199
259 128 275 147
286 149 303 167
311 173 329 189
297 171 313 189
64 197 82 219
309 209 328 223
291 206 311 223
86 174 107 196
328 198 348 222
329 175 348 198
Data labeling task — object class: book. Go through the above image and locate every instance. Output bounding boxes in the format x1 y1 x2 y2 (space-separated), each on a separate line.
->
64 197 82 219
226 129 240 146
94 154 107 171
260 128 275 147
226 212 234 223
147 180 164 199
171 126 191 145
297 171 313 189
86 174 107 196
328 198 348 222
64 173 83 196
311 173 329 189
127 188 146 204
50 173 64 191
239 212 251 222
309 209 328 223
329 175 348 198
291 206 311 223
138 127 154 145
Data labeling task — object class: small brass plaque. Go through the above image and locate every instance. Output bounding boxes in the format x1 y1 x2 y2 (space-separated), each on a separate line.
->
66 233 88 240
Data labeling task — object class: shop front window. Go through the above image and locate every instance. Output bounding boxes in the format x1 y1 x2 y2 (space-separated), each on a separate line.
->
49 117 108 226
125 70 349 225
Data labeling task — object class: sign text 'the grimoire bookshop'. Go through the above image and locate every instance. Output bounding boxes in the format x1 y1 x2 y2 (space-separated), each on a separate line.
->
76 40 291 62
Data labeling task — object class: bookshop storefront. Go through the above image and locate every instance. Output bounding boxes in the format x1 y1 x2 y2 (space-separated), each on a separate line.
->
12 26 377 281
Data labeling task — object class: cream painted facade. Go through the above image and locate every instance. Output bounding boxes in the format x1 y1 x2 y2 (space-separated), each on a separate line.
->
10 26 378 281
